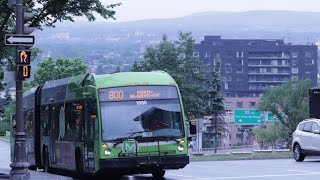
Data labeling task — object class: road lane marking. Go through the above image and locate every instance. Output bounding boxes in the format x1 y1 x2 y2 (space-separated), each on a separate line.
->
190 172 320 179
287 170 313 173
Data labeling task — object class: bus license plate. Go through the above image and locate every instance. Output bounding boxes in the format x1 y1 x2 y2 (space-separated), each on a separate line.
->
142 132 152 137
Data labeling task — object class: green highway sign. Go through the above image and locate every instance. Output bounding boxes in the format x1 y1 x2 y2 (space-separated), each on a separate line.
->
234 109 277 124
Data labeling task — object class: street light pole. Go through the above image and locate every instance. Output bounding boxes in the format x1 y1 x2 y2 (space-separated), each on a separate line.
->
10 0 30 179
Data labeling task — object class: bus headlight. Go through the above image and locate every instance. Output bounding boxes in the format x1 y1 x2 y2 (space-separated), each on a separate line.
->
177 144 184 152
104 148 111 156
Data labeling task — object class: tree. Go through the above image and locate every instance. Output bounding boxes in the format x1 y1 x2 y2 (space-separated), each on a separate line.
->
206 54 226 153
0 90 13 136
254 125 277 149
0 0 121 88
257 79 310 140
0 99 15 136
132 32 207 120
34 57 88 85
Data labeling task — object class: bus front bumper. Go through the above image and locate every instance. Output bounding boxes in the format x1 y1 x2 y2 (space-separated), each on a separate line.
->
99 155 189 172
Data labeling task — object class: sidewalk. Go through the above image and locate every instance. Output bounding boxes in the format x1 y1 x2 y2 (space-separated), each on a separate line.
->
0 168 73 179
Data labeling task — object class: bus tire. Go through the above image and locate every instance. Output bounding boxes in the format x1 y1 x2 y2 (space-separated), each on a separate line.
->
152 169 165 179
75 149 84 178
42 147 50 172
28 166 37 171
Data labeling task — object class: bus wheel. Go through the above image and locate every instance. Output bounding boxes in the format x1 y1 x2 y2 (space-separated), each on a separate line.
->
28 166 37 171
43 147 50 172
75 150 84 178
152 169 165 179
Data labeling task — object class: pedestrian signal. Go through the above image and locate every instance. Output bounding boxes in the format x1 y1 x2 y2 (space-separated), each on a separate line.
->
18 50 31 64
17 65 31 80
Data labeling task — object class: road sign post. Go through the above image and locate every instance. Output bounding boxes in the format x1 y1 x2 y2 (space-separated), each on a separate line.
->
8 0 34 179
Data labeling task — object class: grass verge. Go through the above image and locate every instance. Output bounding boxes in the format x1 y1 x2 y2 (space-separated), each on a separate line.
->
190 152 293 161
0 136 10 142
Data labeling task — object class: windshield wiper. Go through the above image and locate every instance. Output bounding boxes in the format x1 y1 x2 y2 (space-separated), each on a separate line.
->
126 130 151 138
112 130 150 148
148 135 180 143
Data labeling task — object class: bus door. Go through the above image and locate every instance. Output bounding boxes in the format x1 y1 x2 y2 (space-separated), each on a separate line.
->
50 105 57 165
51 105 61 166
84 100 96 172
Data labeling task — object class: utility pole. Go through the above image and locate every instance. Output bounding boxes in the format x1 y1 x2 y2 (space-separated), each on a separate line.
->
6 0 35 179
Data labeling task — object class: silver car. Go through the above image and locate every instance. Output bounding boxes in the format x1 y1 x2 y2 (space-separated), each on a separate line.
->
292 118 320 162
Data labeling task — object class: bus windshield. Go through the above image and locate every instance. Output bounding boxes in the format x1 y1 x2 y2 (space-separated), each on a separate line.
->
99 86 184 141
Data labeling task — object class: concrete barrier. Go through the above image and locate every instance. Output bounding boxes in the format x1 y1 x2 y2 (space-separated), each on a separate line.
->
253 150 273 153
230 152 252 155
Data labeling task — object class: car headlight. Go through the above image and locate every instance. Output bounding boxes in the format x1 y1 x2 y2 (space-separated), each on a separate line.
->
104 148 111 156
177 144 184 152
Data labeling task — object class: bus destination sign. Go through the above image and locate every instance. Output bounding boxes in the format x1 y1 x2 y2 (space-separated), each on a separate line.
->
99 86 178 102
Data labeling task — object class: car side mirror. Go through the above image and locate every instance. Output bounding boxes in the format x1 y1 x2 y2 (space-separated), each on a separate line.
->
313 129 320 134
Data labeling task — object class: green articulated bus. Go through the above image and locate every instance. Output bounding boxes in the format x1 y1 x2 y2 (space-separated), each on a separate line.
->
11 71 189 178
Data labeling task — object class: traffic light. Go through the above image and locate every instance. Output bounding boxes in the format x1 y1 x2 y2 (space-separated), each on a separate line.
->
16 12 35 80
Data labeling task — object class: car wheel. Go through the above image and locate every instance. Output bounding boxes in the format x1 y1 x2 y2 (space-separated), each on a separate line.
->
293 144 305 162
152 169 165 179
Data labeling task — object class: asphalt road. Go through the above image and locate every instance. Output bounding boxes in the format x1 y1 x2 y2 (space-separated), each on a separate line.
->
1 140 320 180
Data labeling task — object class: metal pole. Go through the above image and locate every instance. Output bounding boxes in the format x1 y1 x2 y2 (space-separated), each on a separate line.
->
10 0 30 179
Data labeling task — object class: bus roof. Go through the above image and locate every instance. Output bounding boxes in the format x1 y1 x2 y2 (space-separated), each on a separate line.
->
94 71 177 89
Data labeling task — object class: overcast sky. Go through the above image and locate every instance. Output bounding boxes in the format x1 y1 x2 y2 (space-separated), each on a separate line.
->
102 0 320 22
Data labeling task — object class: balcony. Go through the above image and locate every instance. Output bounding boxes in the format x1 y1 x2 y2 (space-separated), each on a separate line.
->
248 80 286 83
248 64 290 67
248 72 290 75
248 56 290 59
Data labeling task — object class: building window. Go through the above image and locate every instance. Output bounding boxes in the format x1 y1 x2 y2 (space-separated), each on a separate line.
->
226 102 232 108
292 67 298 73
305 51 312 58
271 68 278 73
271 60 277 65
225 82 229 89
205 52 210 58
193 51 199 57
291 76 298 81
237 59 244 66
236 67 243 73
292 59 297 66
225 58 231 65
236 102 243 108
306 59 314 66
236 51 240 58
292 51 298 58
241 52 244 58
249 102 256 108
225 67 232 73
260 68 267 73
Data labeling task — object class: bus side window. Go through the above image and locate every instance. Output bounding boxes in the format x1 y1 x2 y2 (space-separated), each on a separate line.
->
65 102 84 141
41 106 50 136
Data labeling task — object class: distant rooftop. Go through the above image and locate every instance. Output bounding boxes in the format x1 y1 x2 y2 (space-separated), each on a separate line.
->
199 36 315 46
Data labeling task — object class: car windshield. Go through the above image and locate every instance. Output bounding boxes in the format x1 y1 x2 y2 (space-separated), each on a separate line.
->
100 99 183 141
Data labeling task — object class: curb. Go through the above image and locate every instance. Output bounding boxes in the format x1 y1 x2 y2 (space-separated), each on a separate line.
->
190 156 293 162
0 138 10 143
